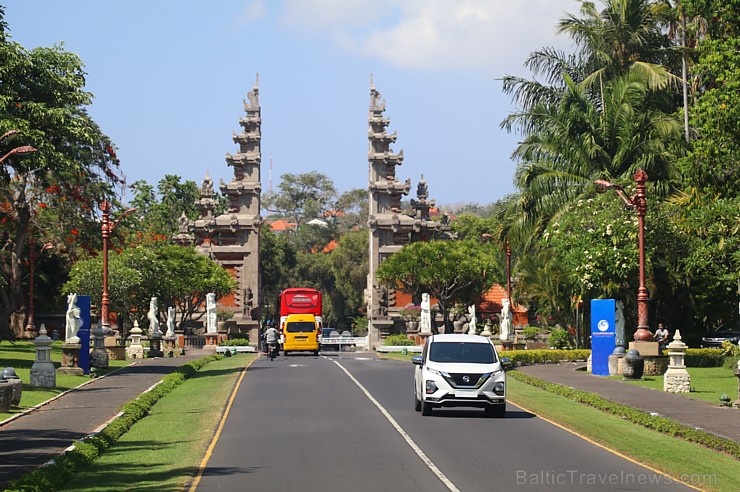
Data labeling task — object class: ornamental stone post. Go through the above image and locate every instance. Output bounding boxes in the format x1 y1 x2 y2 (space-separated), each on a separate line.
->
663 330 690 393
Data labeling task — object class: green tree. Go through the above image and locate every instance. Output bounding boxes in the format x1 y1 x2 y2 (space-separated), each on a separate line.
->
0 10 123 339
262 171 337 229
64 244 236 335
129 176 201 238
259 225 298 321
375 239 500 333
329 230 369 330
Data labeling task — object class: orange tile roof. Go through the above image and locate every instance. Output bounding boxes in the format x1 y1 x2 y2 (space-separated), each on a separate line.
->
269 219 296 231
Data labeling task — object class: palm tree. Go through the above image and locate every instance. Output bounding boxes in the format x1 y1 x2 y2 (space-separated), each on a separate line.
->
502 72 683 236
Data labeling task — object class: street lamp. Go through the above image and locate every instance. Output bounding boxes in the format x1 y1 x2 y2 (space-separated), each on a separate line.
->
99 200 137 331
25 237 54 333
595 169 652 341
0 145 37 165
92 200 137 368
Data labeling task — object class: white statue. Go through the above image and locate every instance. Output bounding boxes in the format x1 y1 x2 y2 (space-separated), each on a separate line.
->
65 293 83 343
500 298 513 342
206 293 217 334
148 297 161 337
420 293 433 335
467 304 477 335
165 306 176 337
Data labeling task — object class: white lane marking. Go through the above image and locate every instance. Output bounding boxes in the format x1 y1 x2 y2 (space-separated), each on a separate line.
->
330 359 460 492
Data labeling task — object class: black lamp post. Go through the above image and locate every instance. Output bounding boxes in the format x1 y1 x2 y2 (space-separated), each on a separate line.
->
595 169 652 342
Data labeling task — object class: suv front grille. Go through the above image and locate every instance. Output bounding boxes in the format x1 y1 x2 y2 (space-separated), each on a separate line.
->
445 373 487 388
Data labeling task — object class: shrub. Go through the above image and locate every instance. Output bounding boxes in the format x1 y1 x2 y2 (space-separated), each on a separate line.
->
220 338 250 346
685 348 725 367
399 304 421 321
522 326 539 340
384 334 416 346
503 349 590 365
547 328 571 349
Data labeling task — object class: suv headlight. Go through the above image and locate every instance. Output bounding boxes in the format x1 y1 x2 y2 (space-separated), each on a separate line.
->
493 381 505 396
428 367 450 378
425 380 439 394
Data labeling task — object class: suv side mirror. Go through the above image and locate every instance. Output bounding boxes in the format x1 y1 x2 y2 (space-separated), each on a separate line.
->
501 357 513 370
411 355 423 366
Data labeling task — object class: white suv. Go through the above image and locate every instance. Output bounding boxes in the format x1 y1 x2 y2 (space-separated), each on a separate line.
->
413 334 507 417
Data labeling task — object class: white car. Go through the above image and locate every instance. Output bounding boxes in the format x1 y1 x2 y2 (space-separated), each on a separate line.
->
412 334 508 417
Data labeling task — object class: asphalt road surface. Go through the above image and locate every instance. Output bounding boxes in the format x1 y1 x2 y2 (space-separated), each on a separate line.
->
194 353 694 492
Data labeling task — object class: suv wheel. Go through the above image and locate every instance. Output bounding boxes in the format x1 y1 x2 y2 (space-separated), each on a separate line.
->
421 401 434 416
485 404 506 418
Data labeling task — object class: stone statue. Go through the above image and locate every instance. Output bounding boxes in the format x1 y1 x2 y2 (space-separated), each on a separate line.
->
500 298 513 342
206 293 217 333
615 300 626 348
148 297 161 337
244 287 254 318
420 293 432 335
165 306 176 337
64 293 83 343
467 304 477 335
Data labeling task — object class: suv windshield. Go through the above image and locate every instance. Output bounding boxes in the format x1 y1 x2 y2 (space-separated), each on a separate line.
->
429 342 496 364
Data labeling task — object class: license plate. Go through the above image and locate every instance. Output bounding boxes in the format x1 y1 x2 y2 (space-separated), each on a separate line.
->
295 336 307 341
454 390 478 398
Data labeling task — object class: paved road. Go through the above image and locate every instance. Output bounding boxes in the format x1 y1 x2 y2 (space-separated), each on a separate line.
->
195 353 691 492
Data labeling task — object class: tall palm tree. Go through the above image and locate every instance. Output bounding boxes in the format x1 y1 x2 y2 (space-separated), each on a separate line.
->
502 72 683 236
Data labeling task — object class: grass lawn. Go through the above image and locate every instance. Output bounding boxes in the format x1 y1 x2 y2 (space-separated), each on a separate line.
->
610 367 738 405
507 377 740 492
0 341 130 421
60 353 256 492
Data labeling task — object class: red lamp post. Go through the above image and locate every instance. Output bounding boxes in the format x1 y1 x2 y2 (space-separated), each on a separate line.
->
25 237 53 333
595 169 652 341
99 200 137 331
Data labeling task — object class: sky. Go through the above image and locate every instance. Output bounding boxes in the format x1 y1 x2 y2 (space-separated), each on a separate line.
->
4 0 577 209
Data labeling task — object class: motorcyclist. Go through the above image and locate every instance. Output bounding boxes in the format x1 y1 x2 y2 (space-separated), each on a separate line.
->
264 324 280 357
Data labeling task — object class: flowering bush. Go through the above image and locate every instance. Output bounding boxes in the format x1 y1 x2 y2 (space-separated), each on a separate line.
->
399 304 421 321
216 305 235 322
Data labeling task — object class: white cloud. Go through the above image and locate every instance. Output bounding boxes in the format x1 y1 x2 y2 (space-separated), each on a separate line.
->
278 0 576 77
239 0 268 23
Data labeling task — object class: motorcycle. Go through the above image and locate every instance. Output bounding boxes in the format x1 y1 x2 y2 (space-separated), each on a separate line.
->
267 341 278 361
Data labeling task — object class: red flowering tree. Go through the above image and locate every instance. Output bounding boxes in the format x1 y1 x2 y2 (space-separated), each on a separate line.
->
0 10 123 339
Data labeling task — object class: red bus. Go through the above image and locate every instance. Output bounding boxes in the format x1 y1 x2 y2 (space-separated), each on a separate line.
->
278 287 323 328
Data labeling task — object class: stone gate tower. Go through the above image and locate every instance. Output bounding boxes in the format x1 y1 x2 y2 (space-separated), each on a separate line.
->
174 77 263 344
365 77 451 348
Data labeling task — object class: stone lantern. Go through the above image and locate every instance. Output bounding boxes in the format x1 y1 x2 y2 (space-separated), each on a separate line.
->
663 330 690 393
126 320 144 359
30 324 56 388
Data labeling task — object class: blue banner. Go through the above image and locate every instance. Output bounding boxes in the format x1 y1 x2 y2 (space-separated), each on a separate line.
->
76 295 91 374
590 299 616 376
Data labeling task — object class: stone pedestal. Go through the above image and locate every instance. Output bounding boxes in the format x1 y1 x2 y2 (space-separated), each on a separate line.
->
148 335 164 358
643 355 669 376
2 368 22 406
629 340 660 356
58 343 84 376
104 335 126 361
608 353 625 376
0 382 13 413
733 368 740 409
162 336 176 357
